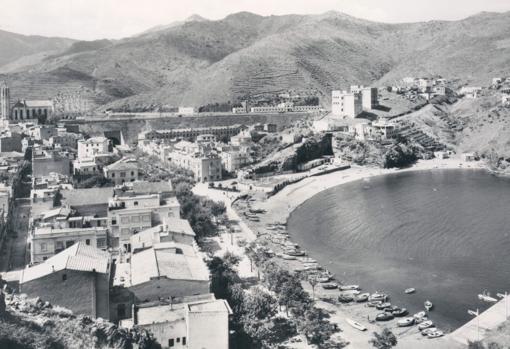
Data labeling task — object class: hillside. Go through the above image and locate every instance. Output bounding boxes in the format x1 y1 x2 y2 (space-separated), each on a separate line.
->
0 29 74 71
1 11 510 110
0 292 160 349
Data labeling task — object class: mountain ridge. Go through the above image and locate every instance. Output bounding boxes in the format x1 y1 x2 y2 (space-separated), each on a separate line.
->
1 10 510 110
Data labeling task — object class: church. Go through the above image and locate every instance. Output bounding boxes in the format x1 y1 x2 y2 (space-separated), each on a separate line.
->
0 82 54 121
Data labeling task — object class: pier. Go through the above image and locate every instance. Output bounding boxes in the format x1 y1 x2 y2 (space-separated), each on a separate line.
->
450 295 509 344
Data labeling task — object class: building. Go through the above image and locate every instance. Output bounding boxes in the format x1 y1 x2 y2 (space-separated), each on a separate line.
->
371 119 398 139
164 142 222 182
361 87 378 111
119 242 209 301
139 125 242 143
28 125 58 141
103 158 139 185
121 294 232 349
331 90 362 118
0 132 22 153
220 148 250 173
108 193 180 250
178 107 196 116
230 130 252 146
19 242 110 319
459 86 482 99
32 147 72 178
502 95 510 107
10 100 54 121
29 225 108 263
0 81 9 120
130 220 196 252
77 137 110 160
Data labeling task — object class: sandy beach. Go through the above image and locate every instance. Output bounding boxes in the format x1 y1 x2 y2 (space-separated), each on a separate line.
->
197 157 485 348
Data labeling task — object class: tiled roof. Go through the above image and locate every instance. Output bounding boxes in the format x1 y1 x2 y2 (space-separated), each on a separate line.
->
104 158 138 171
20 242 109 283
129 243 209 285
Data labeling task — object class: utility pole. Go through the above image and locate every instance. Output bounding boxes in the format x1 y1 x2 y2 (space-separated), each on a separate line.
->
497 292 508 320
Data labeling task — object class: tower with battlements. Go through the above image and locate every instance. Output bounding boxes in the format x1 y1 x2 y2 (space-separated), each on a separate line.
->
0 82 10 120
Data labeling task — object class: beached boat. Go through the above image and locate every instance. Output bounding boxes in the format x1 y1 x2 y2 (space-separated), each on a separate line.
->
418 320 434 330
404 288 416 294
376 302 391 310
339 285 360 291
414 311 427 320
286 250 306 257
317 276 331 283
397 317 415 327
369 293 388 302
421 328 437 336
355 293 370 303
367 301 382 308
338 295 354 303
375 313 394 321
392 308 408 317
346 319 367 331
424 300 433 311
321 283 338 290
427 330 444 339
282 254 297 260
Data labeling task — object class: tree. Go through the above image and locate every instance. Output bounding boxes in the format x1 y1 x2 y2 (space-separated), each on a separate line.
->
52 190 63 207
468 341 486 349
298 307 336 345
370 328 397 349
308 274 318 301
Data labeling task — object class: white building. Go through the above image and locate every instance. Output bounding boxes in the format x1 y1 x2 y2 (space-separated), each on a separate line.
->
361 87 378 111
77 137 110 160
103 158 139 185
178 107 196 116
121 294 232 349
331 90 362 118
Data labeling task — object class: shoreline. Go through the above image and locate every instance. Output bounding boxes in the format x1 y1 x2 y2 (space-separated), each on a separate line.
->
232 158 485 348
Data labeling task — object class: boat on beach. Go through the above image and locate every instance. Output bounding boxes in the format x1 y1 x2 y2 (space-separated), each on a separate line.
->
397 317 415 327
376 313 394 321
321 282 338 290
392 308 408 317
367 300 382 307
376 302 391 310
355 293 370 302
418 320 434 330
421 328 438 336
427 330 444 339
369 292 388 302
338 295 354 303
339 285 360 291
346 319 367 331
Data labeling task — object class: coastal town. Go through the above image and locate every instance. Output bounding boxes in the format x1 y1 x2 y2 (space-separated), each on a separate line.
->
1 3 510 349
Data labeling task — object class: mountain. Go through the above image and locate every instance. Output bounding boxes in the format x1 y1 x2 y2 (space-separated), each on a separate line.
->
138 14 210 36
1 11 510 110
0 29 74 71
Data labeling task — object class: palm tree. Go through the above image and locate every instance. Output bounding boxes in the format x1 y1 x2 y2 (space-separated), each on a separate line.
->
308 274 318 301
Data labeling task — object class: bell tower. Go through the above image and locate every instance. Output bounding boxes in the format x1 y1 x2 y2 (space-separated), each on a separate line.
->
0 82 10 120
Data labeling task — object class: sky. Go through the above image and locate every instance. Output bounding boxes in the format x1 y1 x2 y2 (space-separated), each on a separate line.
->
1 0 510 41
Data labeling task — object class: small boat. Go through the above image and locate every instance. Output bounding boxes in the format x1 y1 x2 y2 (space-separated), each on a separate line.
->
367 301 382 308
424 300 433 311
397 317 415 327
317 276 331 283
478 293 498 303
427 330 444 339
340 285 360 291
346 319 367 331
385 305 400 313
351 290 361 295
321 282 338 290
414 311 427 320
376 302 392 310
286 250 306 257
355 293 370 303
418 320 434 330
405 288 416 294
338 295 354 303
421 328 437 336
282 254 297 260
369 293 388 302
392 308 408 317
376 313 394 321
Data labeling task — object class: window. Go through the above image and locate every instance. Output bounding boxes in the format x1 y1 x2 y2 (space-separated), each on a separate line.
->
182 337 186 345
40 243 47 252
97 238 106 248
133 201 138 206
131 216 140 223
112 218 117 225
62 274 67 281
85 239 90 245
142 215 150 222
176 338 180 343
168 339 174 347
65 241 74 248
121 217 130 224
131 171 135 176
120 172 126 178
111 173 115 178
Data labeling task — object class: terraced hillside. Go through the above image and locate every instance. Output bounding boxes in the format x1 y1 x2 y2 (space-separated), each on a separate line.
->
2 10 510 111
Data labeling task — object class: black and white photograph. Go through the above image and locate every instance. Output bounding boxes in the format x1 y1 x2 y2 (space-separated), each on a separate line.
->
0 0 510 348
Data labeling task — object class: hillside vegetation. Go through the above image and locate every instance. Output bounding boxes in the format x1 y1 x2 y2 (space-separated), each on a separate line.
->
1 11 510 110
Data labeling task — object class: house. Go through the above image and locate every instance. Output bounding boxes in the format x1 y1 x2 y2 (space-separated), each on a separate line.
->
10 100 53 121
361 87 378 111
130 220 196 252
462 153 477 162
60 187 114 217
29 226 108 263
0 131 22 153
113 180 174 199
331 90 362 118
111 242 210 320
19 242 110 319
459 86 482 99
103 158 139 185
220 148 250 173
120 294 232 349
178 107 195 116
77 137 110 160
